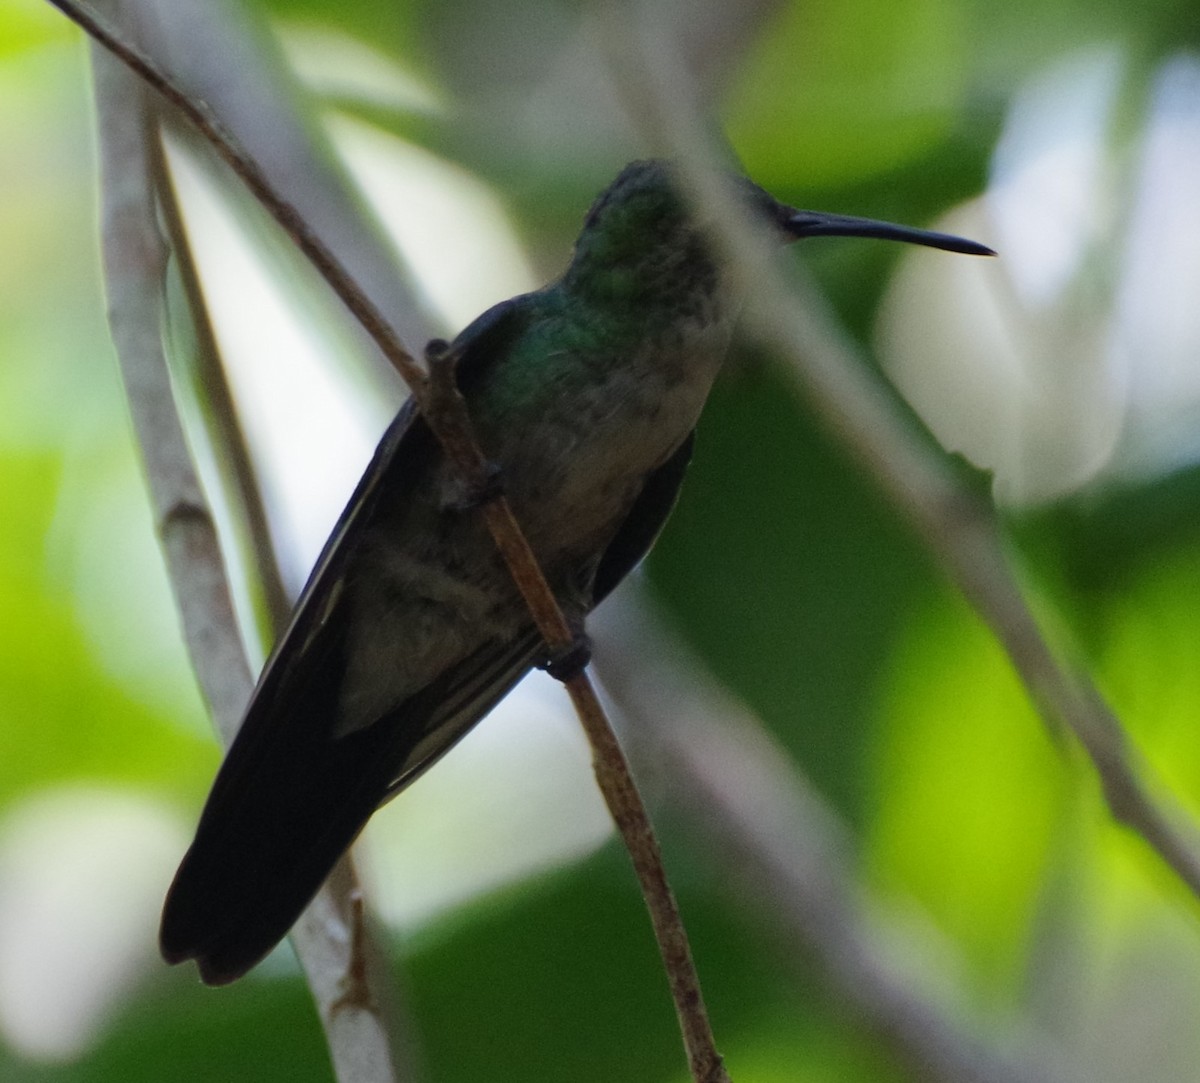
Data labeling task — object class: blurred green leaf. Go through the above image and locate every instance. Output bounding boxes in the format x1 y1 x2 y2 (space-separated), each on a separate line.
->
0 452 215 808
865 594 1067 989
647 359 936 819
724 0 968 191
0 0 72 58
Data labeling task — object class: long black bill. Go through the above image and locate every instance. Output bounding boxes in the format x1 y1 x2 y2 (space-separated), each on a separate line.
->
784 210 996 257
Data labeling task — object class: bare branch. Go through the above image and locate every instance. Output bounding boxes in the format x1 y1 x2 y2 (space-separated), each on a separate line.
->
149 131 293 635
293 858 417 1083
51 0 431 394
93 28 253 740
126 0 437 387
564 674 729 1083
743 235 1200 901
91 27 404 1083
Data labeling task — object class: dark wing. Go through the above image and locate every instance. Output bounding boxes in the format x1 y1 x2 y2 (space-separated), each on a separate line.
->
592 430 695 604
160 630 542 985
189 294 534 820
382 429 697 800
160 298 533 985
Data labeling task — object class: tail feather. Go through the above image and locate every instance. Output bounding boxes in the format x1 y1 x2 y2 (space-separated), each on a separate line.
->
160 631 543 984
160 698 402 984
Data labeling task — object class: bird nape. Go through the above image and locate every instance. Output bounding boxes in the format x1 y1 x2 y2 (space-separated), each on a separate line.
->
159 158 994 985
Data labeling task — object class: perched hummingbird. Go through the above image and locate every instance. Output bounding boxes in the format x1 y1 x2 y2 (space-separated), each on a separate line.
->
160 159 993 984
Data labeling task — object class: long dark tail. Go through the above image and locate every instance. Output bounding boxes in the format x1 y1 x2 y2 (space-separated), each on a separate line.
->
159 687 404 985
160 629 541 985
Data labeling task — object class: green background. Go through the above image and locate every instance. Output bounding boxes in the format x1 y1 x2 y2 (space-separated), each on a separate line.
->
4 0 1200 1079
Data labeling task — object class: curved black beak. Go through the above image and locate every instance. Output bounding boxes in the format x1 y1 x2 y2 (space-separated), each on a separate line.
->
783 210 995 257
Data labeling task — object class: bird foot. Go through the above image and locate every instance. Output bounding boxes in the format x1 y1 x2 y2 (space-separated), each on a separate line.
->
539 628 593 682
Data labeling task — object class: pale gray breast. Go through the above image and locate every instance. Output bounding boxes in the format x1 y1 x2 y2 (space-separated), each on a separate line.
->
499 305 735 559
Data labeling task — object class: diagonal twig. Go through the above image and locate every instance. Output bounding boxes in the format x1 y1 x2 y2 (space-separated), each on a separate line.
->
424 338 729 1083
145 70 423 1083
91 28 403 1083
149 128 293 635
127 0 438 387
760 266 1200 899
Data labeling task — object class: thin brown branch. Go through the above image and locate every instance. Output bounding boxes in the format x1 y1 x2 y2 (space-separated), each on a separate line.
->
52 0 570 656
93 32 252 740
592 593 1087 1083
565 674 730 1083
63 0 726 1075
149 99 422 1083
149 130 293 634
126 0 436 389
599 0 1200 907
425 340 728 1083
91 26 403 1083
51 0 430 394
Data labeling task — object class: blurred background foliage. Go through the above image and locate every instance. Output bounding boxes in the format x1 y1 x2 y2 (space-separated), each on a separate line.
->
4 0 1200 1079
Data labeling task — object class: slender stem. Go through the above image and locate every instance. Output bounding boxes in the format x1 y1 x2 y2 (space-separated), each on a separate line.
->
47 0 573 652
751 259 1200 902
91 18 403 1083
60 0 726 1076
149 128 293 634
425 342 728 1082
123 0 437 378
93 28 252 740
49 0 430 389
566 676 730 1083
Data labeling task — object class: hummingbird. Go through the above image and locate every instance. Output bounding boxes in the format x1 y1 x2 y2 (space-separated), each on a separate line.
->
159 159 993 984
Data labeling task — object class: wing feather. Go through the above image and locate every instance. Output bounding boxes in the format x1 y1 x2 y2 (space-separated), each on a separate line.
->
161 299 533 982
